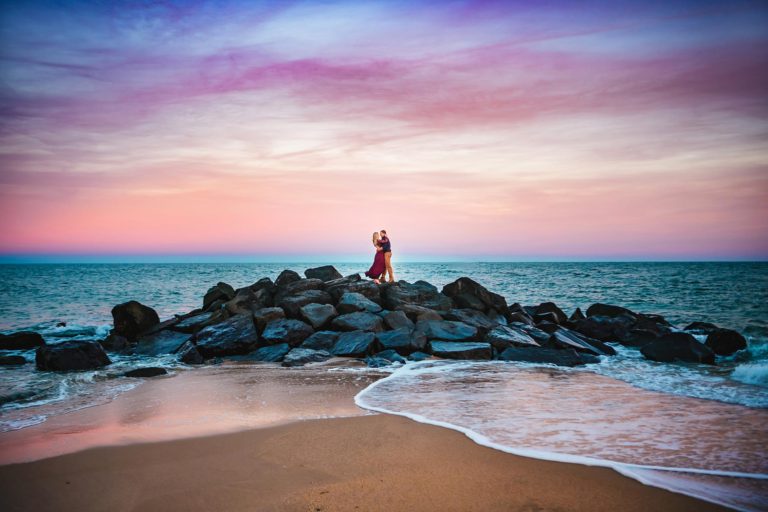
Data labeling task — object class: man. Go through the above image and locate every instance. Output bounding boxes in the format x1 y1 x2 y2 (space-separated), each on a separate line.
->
379 229 394 283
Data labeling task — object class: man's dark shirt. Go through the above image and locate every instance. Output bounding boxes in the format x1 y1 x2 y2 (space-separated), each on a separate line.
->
380 236 391 253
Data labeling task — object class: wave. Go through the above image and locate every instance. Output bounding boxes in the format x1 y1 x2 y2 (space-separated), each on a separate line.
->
732 363 768 387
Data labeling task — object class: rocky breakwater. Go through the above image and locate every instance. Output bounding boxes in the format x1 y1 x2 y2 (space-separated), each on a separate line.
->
6 266 749 373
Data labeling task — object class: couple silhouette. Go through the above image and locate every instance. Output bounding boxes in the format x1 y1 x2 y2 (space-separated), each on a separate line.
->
365 230 394 284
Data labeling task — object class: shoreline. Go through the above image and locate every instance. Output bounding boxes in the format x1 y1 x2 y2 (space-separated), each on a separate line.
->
0 413 728 512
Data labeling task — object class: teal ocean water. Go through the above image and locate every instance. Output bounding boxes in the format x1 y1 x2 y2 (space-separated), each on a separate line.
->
1 262 767 510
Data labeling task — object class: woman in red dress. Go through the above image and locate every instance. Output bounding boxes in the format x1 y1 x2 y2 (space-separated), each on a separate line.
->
364 232 386 283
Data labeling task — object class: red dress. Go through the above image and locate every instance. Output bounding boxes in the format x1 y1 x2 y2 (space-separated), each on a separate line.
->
365 245 385 279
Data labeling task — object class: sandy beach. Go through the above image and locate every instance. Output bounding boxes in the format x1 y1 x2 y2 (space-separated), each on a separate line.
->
0 364 727 512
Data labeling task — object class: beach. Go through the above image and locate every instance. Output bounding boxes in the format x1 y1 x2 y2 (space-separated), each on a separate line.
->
0 364 726 512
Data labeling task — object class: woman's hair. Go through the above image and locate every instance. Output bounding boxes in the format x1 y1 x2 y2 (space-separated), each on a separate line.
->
371 232 380 245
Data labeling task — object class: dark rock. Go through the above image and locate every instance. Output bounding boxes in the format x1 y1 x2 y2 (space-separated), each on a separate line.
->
534 302 568 325
375 327 427 355
366 356 395 368
177 341 204 365
134 330 190 356
194 314 260 358
536 322 560 334
56 322 67 327
373 349 407 364
203 282 236 310
640 332 715 365
498 346 599 367
549 327 615 356
275 269 301 288
443 309 498 337
395 304 442 322
274 278 325 304
99 332 131 353
507 312 534 326
36 341 111 371
684 321 720 334
300 331 340 351
430 341 492 360
300 303 338 329
249 343 291 362
484 325 540 351
261 319 315 347
408 351 431 361
0 355 26 365
383 310 415 331
416 309 443 322
278 290 333 318
124 367 167 378
252 307 286 332
224 288 264 315
326 278 381 303
586 303 637 320
331 331 377 357
111 301 160 342
510 323 551 344
172 309 229 334
304 265 343 282
705 329 747 356
572 315 633 342
383 281 453 312
204 299 226 313
337 292 383 314
0 331 45 350
331 312 384 332
569 308 585 322
416 320 478 341
140 317 182 337
620 329 659 347
282 348 331 367
453 293 486 311
533 311 561 325
249 277 276 294
442 277 508 316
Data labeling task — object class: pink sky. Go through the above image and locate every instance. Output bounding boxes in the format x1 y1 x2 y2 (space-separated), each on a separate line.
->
0 1 766 260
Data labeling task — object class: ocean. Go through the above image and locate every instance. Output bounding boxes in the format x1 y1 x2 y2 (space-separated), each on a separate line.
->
1 262 767 510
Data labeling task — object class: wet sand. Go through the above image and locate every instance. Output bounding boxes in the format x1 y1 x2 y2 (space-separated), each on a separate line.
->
0 363 728 511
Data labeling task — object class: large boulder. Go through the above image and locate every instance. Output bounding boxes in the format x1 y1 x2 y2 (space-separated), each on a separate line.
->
304 265 343 282
331 330 377 357
430 341 492 360
484 325 539 351
134 330 190 356
177 341 204 365
586 303 637 320
282 348 332 367
498 346 599 367
396 304 443 322
705 329 747 356
509 322 551 344
383 310 415 331
261 319 315 347
249 277 276 294
194 314 260 358
331 312 385 332
249 343 291 362
0 355 27 366
99 332 131 353
252 307 286 332
337 292 383 314
203 282 235 310
274 278 325 304
416 320 478 342
533 302 568 325
0 331 44 350
441 277 507 317
326 277 380 303
619 329 659 347
275 269 301 288
36 341 111 371
443 309 498 337
548 327 616 356
383 281 453 312
571 315 633 342
300 331 340 351
684 321 719 335
171 309 229 334
569 308 586 322
111 301 160 342
278 290 333 318
640 332 715 365
375 327 427 355
300 303 338 329
224 288 267 316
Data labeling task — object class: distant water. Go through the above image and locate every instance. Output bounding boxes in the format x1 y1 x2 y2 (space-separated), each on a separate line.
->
1 262 767 509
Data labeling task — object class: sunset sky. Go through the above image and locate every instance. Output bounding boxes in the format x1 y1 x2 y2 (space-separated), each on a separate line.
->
1 0 766 261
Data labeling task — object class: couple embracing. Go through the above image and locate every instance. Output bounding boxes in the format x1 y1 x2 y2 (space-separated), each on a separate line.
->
365 229 394 284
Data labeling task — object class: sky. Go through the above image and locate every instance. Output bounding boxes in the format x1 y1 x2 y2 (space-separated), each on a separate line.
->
0 0 766 262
